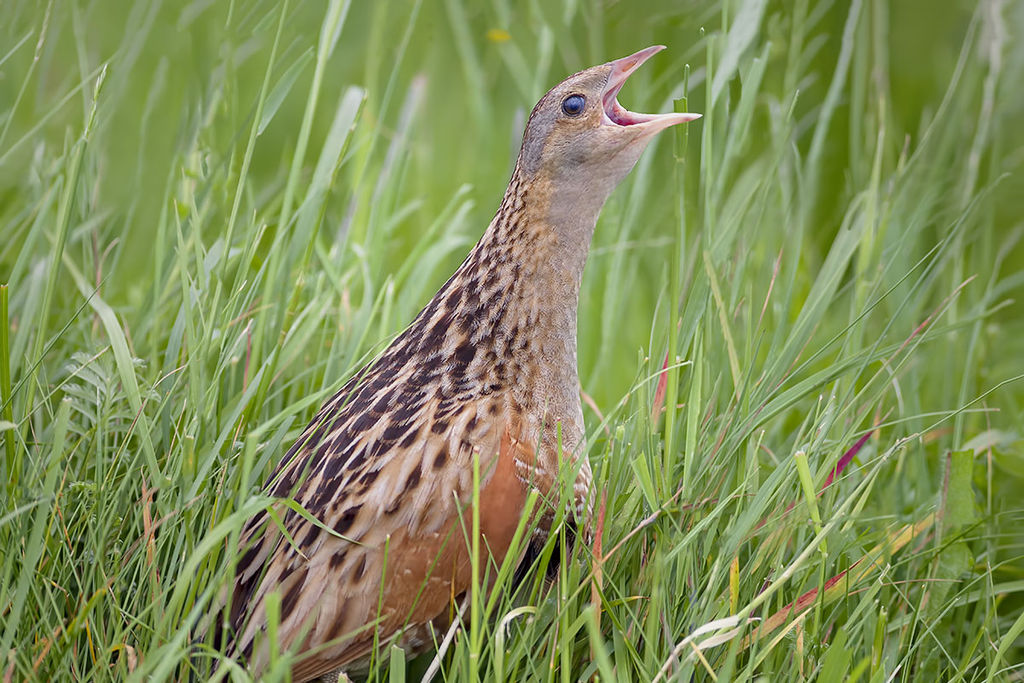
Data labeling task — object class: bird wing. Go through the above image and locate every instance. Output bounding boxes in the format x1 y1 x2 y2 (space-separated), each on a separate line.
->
225 359 532 680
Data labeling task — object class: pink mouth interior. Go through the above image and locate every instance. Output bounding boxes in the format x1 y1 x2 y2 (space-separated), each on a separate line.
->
602 92 660 126
601 72 662 126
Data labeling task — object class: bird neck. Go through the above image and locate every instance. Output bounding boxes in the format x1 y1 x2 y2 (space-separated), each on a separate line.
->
400 164 609 448
464 163 606 437
483 166 597 298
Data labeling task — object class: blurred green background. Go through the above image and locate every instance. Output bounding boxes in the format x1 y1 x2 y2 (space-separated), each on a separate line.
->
3 0 1021 406
2 0 1024 679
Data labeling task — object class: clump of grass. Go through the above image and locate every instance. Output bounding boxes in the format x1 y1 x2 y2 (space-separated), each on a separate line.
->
1 0 1023 681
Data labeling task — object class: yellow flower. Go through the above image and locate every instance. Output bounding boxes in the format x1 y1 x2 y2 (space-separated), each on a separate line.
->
486 28 511 42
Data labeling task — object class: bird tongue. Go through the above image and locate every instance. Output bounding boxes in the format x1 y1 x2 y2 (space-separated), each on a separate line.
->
602 45 701 128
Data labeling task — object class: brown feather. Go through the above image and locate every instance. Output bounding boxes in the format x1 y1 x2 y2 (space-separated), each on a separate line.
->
211 45 699 682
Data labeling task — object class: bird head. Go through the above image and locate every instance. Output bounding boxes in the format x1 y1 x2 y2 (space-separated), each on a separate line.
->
516 45 700 205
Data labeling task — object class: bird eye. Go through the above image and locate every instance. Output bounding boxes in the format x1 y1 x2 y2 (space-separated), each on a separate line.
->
561 94 585 117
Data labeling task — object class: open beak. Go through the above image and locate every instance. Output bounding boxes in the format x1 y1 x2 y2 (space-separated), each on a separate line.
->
602 45 701 134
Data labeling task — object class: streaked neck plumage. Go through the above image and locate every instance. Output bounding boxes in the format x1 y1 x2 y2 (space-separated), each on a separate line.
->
413 160 616 450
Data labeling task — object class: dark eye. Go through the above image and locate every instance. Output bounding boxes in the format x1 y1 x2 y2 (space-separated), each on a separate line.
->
561 94 585 117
